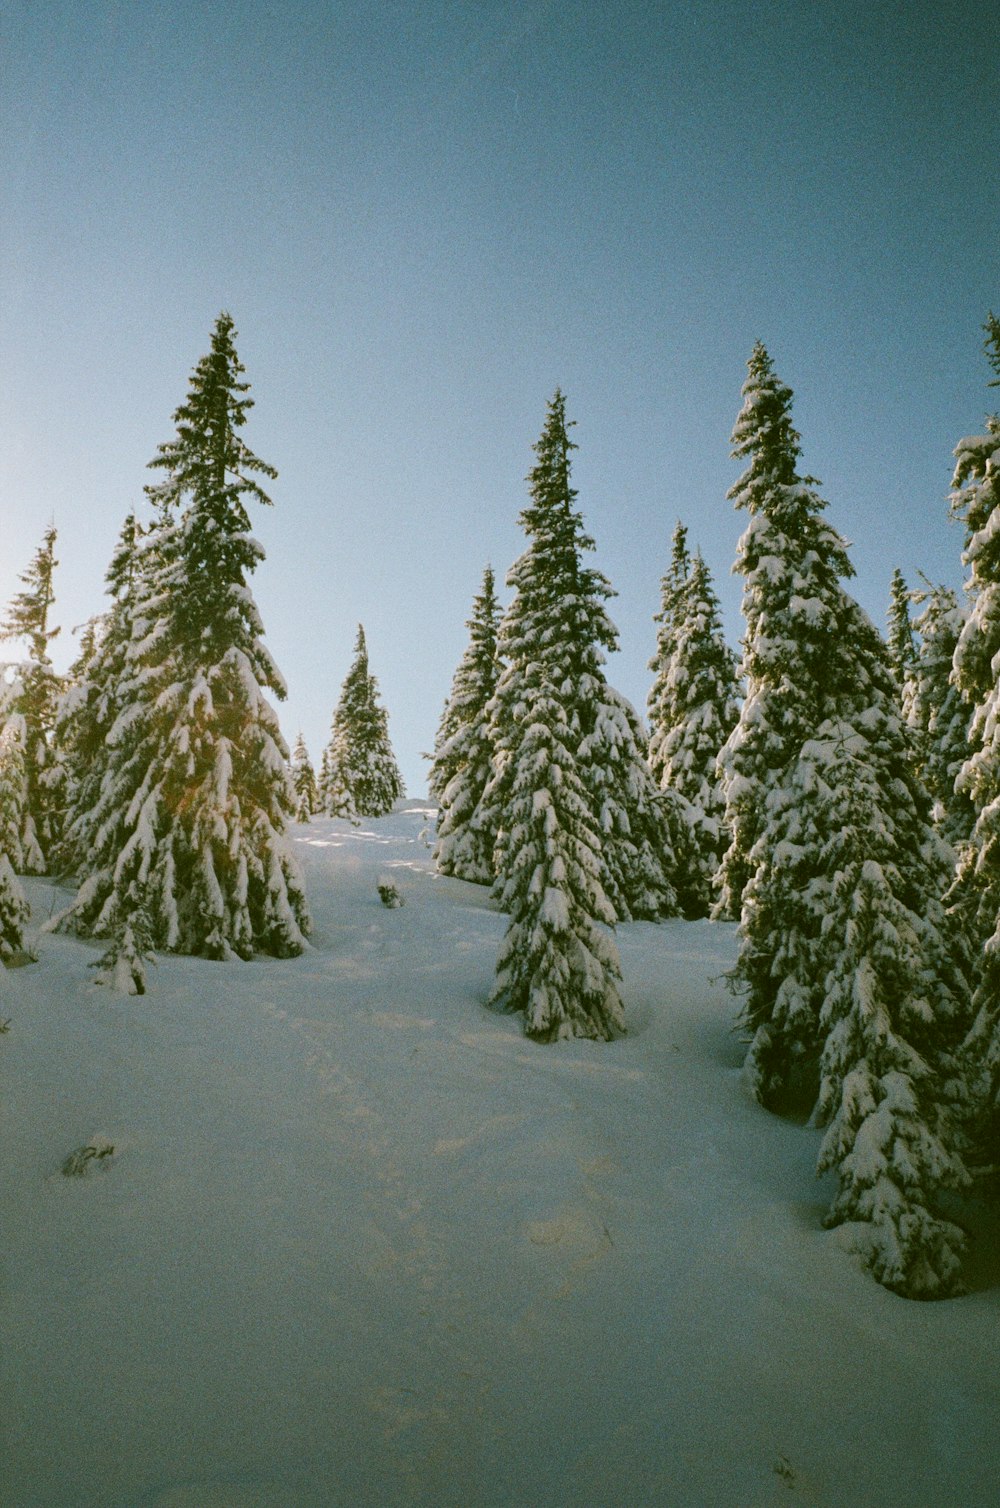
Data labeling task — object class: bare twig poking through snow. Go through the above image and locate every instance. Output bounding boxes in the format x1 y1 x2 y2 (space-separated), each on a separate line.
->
0 1017 10 1033
61 1137 115 1176
377 878 403 908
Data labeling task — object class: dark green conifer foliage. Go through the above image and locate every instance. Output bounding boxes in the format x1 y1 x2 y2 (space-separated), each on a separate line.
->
483 390 678 923
716 344 857 923
290 733 319 822
910 580 974 851
0 716 29 956
0 851 28 960
949 313 1000 1136
1 525 64 870
322 748 357 821
150 314 308 957
490 673 625 1042
318 747 331 802
720 345 960 1114
426 699 454 808
809 725 968 1299
886 567 919 725
647 544 740 917
0 713 32 875
431 565 503 882
61 501 181 941
93 909 154 996
647 520 692 789
58 314 310 969
57 513 143 878
324 625 404 818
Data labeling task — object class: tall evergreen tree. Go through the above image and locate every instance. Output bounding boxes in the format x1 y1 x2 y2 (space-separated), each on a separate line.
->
61 500 178 942
0 713 38 874
482 390 679 923
910 580 974 851
950 312 1000 1136
716 344 855 923
431 566 503 883
62 500 191 982
808 724 968 1298
426 700 455 808
647 547 740 917
57 513 144 878
886 566 919 726
719 345 960 1111
51 616 100 873
290 733 319 822
0 851 28 961
323 625 404 818
1 525 64 870
490 671 624 1042
647 520 693 787
0 717 26 868
321 745 357 822
0 720 29 957
318 746 332 803
57 313 310 968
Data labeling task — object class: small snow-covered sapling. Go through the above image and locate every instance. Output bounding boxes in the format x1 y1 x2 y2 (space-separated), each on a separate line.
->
377 878 404 908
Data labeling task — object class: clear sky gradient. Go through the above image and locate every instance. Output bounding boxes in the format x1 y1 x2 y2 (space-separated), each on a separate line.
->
3 0 999 793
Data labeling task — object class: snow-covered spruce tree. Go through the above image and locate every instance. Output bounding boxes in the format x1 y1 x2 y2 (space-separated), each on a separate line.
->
490 670 624 1042
56 514 144 879
950 312 1000 1136
0 713 36 874
321 746 357 822
290 733 319 822
647 520 693 788
0 721 29 957
0 851 28 961
93 906 155 996
317 746 331 805
808 724 968 1298
55 501 179 981
430 565 503 882
0 525 64 871
720 344 960 1108
715 344 855 923
910 580 975 852
0 718 24 864
588 686 685 922
887 567 919 727
425 699 454 807
323 625 404 818
647 548 740 917
49 617 99 874
141 313 310 957
483 389 679 923
59 312 310 966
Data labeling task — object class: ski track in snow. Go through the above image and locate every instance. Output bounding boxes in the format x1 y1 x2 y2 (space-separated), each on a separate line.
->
1 804 997 1507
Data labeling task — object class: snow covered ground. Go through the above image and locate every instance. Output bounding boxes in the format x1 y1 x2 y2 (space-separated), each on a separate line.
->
2 804 997 1507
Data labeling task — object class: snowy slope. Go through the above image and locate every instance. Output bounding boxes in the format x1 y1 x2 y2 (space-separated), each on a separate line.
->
2 805 997 1508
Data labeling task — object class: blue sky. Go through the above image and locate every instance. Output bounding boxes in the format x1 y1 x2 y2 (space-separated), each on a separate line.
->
2 0 999 793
